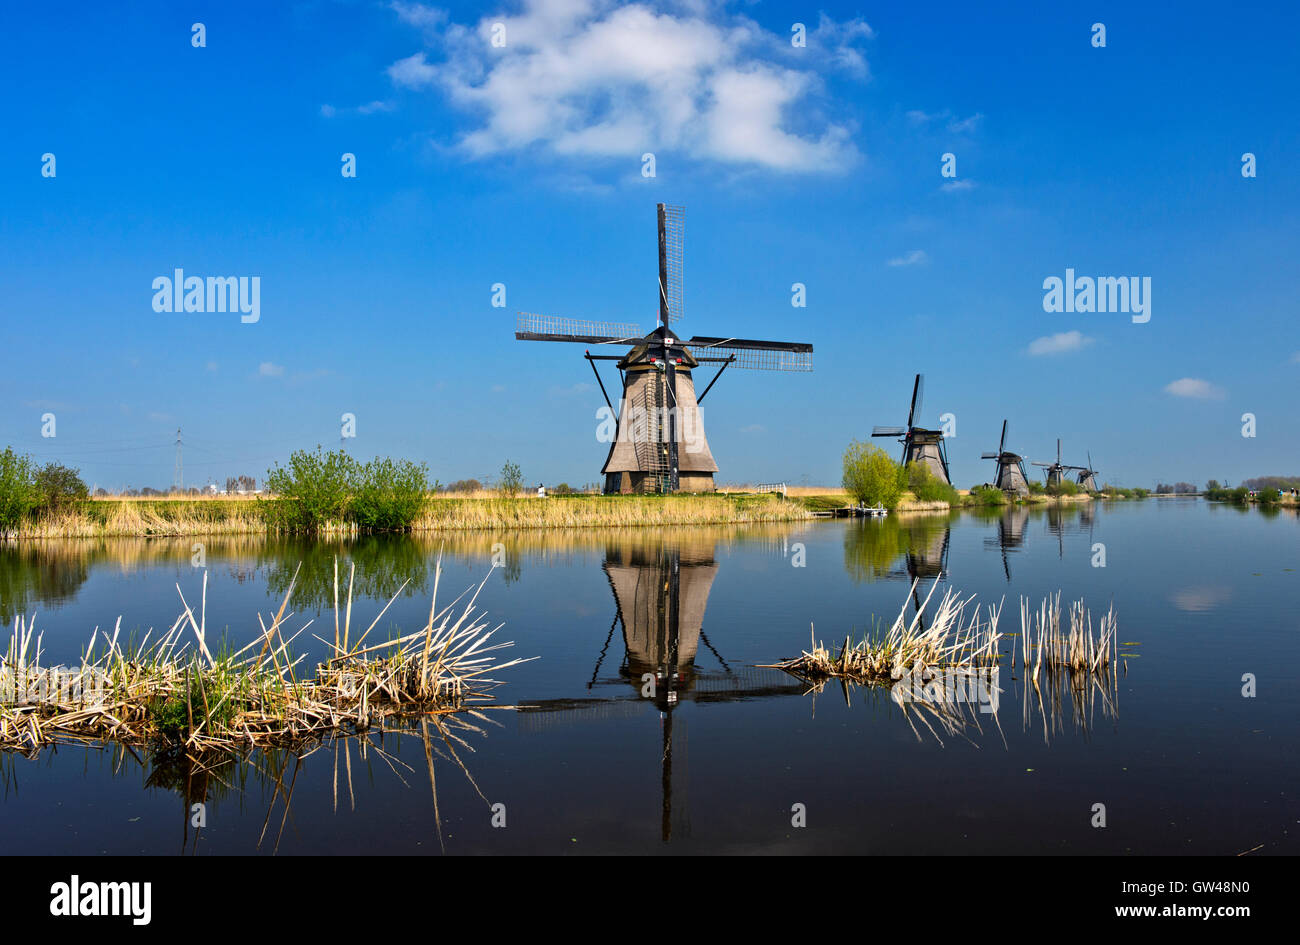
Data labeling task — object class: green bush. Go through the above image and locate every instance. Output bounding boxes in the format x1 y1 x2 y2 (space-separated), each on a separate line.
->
265 447 357 531
842 441 906 509
33 462 88 515
350 457 432 530
907 462 958 505
1046 479 1080 497
969 484 1008 506
1028 480 1045 495
0 447 40 532
266 448 433 532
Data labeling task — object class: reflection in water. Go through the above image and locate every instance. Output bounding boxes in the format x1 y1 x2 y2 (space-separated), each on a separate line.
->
0 712 494 855
843 514 950 584
983 505 1029 581
520 532 807 842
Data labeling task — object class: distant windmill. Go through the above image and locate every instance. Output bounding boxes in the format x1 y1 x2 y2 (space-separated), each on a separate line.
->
514 203 814 494
980 420 1029 497
1075 451 1101 492
872 374 950 485
1032 438 1087 487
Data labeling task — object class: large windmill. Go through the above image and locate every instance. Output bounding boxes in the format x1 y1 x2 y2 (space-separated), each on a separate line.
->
1075 451 1101 492
1032 438 1087 487
514 204 814 494
872 374 950 485
980 420 1029 497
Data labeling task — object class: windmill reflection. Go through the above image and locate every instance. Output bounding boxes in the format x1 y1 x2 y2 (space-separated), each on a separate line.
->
522 535 805 842
983 505 1030 581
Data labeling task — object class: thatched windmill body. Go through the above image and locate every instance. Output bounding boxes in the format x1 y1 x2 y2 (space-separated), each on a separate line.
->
872 374 950 485
515 204 814 494
981 420 1029 497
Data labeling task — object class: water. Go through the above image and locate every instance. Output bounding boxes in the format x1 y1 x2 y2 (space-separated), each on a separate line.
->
1 499 1297 855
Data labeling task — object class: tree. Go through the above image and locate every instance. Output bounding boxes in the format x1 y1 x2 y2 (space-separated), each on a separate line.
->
0 447 40 531
842 441 906 509
499 460 523 499
33 462 88 514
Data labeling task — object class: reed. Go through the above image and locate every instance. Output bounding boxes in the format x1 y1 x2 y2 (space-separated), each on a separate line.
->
766 579 1005 685
5 493 810 539
0 558 533 753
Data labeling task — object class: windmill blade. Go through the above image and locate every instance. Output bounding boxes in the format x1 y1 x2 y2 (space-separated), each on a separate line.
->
999 420 1008 455
660 204 685 324
1031 461 1051 467
873 426 907 437
1056 438 1062 464
684 336 813 372
516 313 643 345
980 451 999 460
907 374 924 429
1088 450 1094 471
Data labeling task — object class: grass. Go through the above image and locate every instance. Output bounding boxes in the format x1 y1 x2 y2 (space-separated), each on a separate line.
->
0 558 533 753
5 492 811 539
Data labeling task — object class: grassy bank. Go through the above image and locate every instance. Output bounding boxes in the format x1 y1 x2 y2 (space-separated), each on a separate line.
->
3 492 811 539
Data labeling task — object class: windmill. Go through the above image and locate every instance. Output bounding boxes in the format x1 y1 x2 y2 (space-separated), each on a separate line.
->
1075 451 1101 492
1031 438 1083 487
514 203 814 494
872 374 950 485
980 420 1029 497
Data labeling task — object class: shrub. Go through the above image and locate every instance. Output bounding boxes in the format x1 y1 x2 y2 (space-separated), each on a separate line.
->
33 462 88 515
842 441 906 509
0 447 40 532
265 447 358 532
907 462 958 505
350 457 432 530
970 484 1008 506
1028 480 1045 495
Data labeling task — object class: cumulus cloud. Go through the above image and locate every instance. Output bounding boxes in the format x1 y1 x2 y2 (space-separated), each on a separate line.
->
887 249 928 267
1027 330 1092 356
259 362 285 378
387 0 872 172
1164 377 1224 399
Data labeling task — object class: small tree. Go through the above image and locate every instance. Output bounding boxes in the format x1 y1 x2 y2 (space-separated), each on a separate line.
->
0 447 40 531
842 441 906 509
499 460 523 499
33 462 89 515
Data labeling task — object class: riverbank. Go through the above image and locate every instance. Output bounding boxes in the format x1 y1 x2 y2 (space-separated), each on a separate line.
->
1 492 813 539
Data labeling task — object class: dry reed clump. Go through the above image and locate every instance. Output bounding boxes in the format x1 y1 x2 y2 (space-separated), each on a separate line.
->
767 580 1004 685
1014 592 1118 679
0 558 533 753
770 581 1119 687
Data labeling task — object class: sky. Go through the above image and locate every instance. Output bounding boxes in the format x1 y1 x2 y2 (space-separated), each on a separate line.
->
1 0 1297 491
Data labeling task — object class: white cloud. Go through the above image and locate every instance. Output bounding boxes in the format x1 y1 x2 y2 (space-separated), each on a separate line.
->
1164 377 1224 399
1027 330 1092 356
259 362 285 378
906 108 982 134
388 1 872 172
887 249 928 267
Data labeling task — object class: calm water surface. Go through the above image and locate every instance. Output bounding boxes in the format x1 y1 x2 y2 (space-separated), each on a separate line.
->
1 499 1297 855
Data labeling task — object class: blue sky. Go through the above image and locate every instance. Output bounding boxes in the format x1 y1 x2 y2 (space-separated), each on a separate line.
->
2 0 1296 490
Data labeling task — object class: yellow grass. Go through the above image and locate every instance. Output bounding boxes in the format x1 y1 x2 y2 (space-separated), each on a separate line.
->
7 493 811 539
